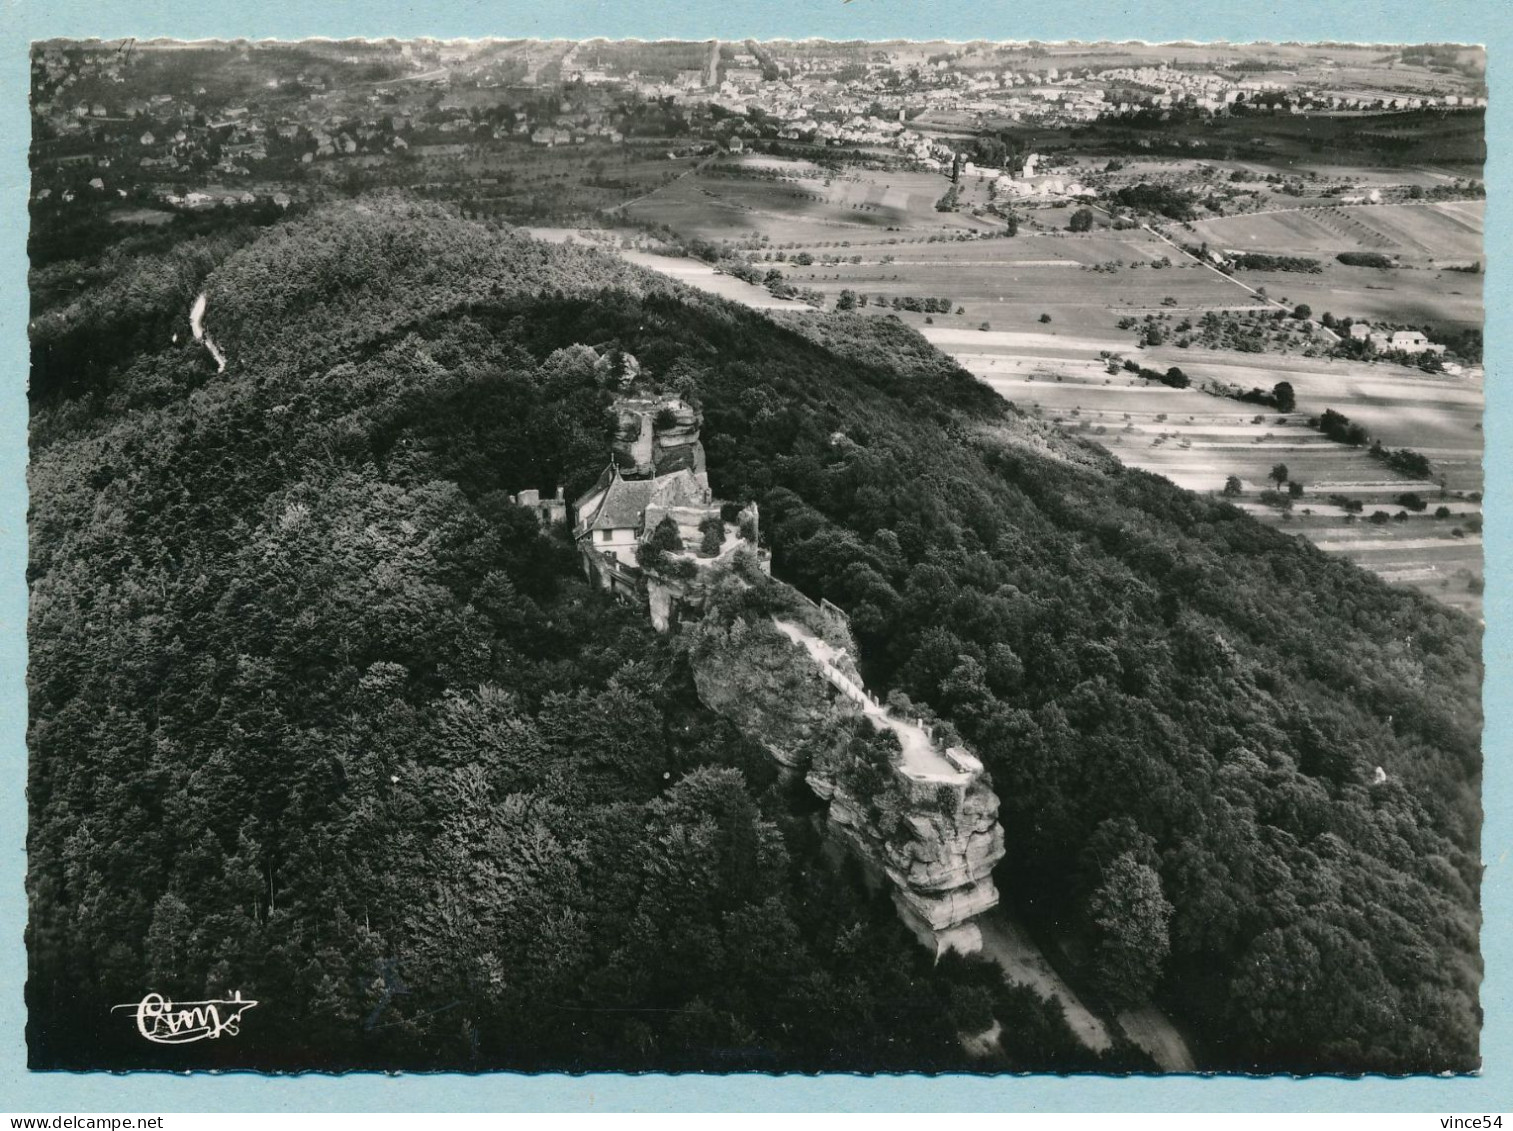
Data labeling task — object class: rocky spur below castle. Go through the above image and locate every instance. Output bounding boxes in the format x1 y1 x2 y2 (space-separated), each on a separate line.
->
568 377 1005 955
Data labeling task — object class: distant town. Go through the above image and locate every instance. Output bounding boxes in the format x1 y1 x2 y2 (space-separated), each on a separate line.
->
30 38 1487 218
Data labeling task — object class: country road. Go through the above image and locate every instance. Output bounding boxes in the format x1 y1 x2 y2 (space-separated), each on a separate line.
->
1140 221 1283 307
604 148 724 214
974 910 1112 1054
1116 1004 1198 1072
975 909 1197 1071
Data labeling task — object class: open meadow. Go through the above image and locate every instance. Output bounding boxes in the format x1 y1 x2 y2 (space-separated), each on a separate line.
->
1186 200 1484 331
784 227 1255 330
1188 200 1484 263
621 155 1003 241
1232 261 1483 333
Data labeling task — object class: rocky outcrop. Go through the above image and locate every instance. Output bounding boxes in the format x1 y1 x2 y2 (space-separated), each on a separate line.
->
585 383 1007 956
814 764 1005 954
650 399 704 478
593 346 643 389
686 598 1007 955
688 612 838 773
612 395 706 480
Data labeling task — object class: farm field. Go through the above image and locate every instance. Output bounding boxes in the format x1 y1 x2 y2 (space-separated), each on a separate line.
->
107 207 176 227
620 156 1002 242
354 141 697 222
1186 200 1484 265
781 228 1263 338
527 227 810 309
597 153 1484 614
1223 163 1461 189
619 250 810 309
1229 262 1483 333
619 155 1488 341
941 334 1484 612
1138 346 1485 491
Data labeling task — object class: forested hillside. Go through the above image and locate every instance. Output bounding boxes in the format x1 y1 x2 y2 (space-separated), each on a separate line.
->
27 199 1481 1073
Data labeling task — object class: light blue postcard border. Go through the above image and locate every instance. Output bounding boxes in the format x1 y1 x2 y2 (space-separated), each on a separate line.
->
0 0 1507 1113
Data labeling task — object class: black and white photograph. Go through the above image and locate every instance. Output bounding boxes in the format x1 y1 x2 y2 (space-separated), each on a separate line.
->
23 31 1486 1078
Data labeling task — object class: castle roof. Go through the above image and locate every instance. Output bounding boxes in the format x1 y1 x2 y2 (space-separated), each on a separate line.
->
586 473 658 532
648 468 711 509
573 463 616 516
576 466 715 534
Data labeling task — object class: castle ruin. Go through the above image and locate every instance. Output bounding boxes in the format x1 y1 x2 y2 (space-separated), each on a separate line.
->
571 375 1004 955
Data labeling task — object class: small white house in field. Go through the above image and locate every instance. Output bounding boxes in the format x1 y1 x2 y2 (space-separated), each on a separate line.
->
1359 324 1446 355
1387 330 1445 355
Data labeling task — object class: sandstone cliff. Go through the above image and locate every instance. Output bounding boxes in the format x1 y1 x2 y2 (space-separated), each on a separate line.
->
685 582 1006 954
612 395 706 480
589 384 1006 954
817 772 1005 953
687 605 841 772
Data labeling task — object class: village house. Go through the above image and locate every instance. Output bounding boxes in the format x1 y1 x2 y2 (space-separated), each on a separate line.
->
1355 322 1446 355
1386 330 1445 355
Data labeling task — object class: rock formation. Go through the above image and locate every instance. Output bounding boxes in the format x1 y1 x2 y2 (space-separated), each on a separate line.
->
573 373 1006 956
817 770 1005 955
611 395 705 480
686 591 1006 955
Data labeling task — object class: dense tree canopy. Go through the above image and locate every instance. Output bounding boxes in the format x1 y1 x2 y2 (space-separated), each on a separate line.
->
26 199 1107 1073
28 199 1481 1074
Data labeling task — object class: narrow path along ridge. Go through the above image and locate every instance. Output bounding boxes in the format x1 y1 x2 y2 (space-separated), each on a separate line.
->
773 617 966 779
